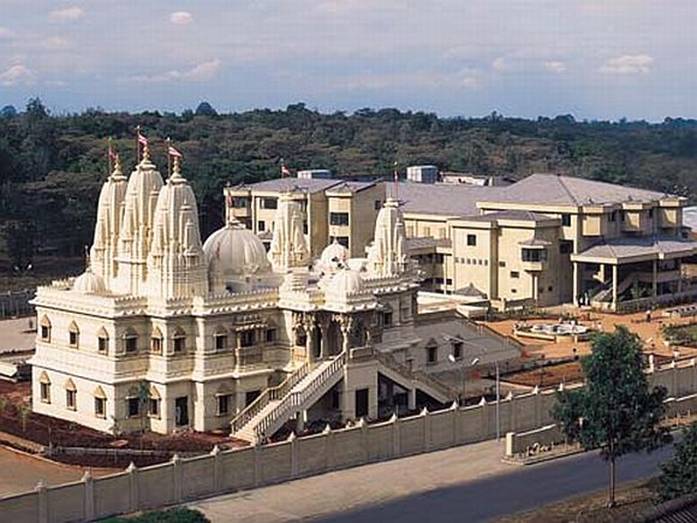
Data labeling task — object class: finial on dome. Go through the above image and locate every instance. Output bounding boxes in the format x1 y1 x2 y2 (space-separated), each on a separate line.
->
170 155 183 181
141 141 150 162
112 153 123 176
84 245 91 272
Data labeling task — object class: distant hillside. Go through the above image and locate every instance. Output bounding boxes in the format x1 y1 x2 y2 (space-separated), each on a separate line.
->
2 98 697 270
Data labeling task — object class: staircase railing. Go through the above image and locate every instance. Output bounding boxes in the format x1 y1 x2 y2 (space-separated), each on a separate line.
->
372 348 455 400
230 359 312 435
254 351 347 441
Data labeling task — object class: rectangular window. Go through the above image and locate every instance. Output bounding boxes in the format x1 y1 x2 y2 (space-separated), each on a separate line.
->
151 337 162 354
98 336 108 354
427 346 437 364
217 395 230 416
383 311 393 327
559 241 573 255
215 334 228 351
173 336 185 353
452 342 463 360
303 221 308 234
245 390 261 406
69 331 79 348
609 211 617 223
499 261 506 268
261 198 277 209
374 200 382 210
423 226 431 237
66 390 76 410
40 383 50 403
649 208 654 219
41 325 50 341
232 197 248 208
510 271 520 279
127 397 140 417
467 234 477 246
522 248 547 262
330 212 349 226
332 236 349 248
265 328 276 343
125 336 137 353
94 397 106 418
258 220 266 232
149 398 160 418
446 278 453 285
240 330 256 347
561 213 571 227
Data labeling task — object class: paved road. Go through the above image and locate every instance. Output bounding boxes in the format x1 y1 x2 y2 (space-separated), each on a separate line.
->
193 439 674 523
317 446 675 523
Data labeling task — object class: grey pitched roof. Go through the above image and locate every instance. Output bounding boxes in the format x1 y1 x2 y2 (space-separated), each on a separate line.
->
325 181 376 194
245 178 342 194
386 182 504 216
463 210 555 222
572 236 697 262
485 173 671 206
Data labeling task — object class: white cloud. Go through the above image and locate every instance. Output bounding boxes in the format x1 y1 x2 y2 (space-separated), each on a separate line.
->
126 59 222 83
0 27 13 39
0 64 35 86
492 57 507 72
544 61 567 73
42 37 71 50
336 69 480 91
170 11 193 25
600 54 653 74
49 6 84 22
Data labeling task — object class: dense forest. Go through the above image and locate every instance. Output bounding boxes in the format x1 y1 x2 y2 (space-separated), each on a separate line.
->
2 98 697 275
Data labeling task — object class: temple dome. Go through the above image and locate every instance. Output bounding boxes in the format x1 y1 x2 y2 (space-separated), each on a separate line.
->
73 269 106 294
326 268 365 296
203 218 271 278
320 240 349 268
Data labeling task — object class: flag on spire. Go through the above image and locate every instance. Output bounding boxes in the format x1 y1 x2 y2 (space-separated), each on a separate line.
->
137 132 148 146
168 145 183 158
280 159 291 177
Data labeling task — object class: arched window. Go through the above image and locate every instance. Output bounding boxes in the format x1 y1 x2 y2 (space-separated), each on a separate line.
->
93 386 107 418
216 382 233 416
68 321 80 348
123 328 138 354
151 327 163 354
173 327 186 353
39 371 51 403
213 326 228 352
64 378 77 410
97 327 109 354
149 385 161 418
40 316 52 342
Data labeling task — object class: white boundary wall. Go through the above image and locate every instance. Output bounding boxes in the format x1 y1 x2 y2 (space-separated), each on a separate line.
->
3 358 697 523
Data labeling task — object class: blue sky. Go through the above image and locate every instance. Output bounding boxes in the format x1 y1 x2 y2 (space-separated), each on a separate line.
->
1 0 695 120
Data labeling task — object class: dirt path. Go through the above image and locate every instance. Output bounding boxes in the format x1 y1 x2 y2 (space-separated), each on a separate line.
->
0 446 117 498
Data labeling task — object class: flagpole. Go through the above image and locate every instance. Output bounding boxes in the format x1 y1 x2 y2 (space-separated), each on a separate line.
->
135 125 141 163
107 137 112 176
167 137 172 178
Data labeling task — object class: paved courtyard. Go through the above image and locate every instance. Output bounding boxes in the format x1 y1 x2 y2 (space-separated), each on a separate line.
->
0 317 35 353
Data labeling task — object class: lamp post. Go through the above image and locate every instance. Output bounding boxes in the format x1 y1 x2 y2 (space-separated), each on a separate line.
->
448 353 465 403
445 336 502 440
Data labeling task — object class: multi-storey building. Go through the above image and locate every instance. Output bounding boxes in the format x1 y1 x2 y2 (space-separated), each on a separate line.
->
234 172 697 312
224 178 385 258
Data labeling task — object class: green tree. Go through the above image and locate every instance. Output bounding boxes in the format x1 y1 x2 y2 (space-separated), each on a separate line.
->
656 423 697 501
137 380 151 449
552 326 670 507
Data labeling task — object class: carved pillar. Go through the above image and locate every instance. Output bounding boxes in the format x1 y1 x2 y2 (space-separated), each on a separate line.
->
340 315 354 354
319 317 329 359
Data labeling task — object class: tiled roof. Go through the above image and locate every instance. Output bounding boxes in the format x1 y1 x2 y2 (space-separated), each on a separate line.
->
484 173 671 206
572 236 697 262
463 210 555 222
243 178 342 194
386 182 504 216
325 181 377 194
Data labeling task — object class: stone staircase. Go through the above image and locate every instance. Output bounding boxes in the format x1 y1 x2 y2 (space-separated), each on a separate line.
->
231 351 347 443
372 348 455 403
